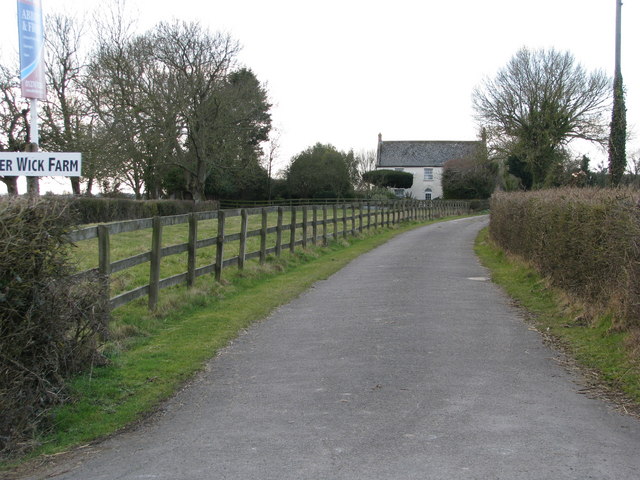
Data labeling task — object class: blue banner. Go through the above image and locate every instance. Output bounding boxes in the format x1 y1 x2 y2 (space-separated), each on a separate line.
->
17 0 46 100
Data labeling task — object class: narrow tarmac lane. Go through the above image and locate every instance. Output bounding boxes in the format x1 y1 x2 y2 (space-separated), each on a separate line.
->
24 216 640 479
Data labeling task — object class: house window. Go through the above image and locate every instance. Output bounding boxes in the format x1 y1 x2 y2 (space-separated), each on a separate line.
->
423 168 433 181
425 188 432 200
394 189 405 198
395 168 404 172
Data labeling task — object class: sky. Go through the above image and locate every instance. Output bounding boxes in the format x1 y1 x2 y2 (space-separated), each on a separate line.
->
1 0 638 194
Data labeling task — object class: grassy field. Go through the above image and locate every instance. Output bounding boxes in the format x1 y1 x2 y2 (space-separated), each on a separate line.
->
475 228 640 412
2 216 459 470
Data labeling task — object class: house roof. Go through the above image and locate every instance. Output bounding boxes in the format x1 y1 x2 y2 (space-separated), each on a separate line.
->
377 140 482 168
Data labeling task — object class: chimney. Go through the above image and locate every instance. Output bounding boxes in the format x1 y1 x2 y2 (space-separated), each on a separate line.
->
376 133 382 167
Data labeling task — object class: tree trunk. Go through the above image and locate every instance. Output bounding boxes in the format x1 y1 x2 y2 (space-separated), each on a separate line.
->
26 143 40 197
84 177 94 195
1 177 19 195
70 176 81 195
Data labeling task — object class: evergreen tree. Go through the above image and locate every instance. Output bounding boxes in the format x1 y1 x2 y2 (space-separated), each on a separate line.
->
608 73 626 186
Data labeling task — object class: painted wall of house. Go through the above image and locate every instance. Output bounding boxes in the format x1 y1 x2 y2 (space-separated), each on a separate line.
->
392 166 444 199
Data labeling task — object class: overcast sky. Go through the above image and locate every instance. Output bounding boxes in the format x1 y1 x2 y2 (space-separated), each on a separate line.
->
1 0 638 194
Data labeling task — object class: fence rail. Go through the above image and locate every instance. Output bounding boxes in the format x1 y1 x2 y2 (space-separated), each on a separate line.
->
69 200 472 312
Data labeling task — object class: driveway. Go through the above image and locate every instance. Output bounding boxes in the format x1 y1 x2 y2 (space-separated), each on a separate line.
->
21 216 640 479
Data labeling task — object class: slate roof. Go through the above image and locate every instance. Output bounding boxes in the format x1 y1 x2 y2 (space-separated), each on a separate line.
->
377 140 482 168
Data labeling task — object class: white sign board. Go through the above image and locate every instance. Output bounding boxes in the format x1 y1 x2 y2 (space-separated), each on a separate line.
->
0 152 82 176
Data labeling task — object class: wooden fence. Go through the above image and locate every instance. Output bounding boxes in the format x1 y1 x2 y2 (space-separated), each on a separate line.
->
68 199 471 312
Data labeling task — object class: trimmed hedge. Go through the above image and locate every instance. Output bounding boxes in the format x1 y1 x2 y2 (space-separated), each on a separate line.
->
490 188 640 329
362 170 414 189
0 198 109 458
45 196 220 225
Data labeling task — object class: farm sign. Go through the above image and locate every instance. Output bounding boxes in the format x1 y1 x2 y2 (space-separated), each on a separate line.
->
0 152 82 176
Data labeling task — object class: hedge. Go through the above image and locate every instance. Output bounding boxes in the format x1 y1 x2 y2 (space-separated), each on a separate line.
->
490 188 640 329
362 170 414 189
44 196 220 225
0 198 109 458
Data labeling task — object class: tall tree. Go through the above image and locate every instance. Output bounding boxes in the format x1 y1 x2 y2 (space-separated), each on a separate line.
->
201 68 271 199
152 21 242 201
473 47 610 188
607 74 626 186
285 143 354 199
85 23 174 198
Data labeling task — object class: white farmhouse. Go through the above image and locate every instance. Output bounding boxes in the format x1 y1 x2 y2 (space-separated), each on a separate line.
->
375 134 483 200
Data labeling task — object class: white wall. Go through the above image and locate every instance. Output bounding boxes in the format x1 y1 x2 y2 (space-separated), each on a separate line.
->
400 167 444 200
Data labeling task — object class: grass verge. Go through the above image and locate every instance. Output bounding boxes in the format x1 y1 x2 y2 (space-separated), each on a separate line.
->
475 228 640 412
1 217 460 472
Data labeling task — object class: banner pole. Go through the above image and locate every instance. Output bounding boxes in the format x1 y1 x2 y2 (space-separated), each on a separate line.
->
30 98 39 146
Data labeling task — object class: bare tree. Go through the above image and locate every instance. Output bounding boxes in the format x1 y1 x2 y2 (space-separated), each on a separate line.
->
84 5 176 199
0 63 30 195
151 21 242 201
473 47 610 188
41 12 91 195
626 150 640 187
354 149 377 190
263 128 280 201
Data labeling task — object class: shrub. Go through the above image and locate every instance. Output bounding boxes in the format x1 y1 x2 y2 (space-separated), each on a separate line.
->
490 188 640 329
362 170 414 189
442 158 496 199
0 198 109 457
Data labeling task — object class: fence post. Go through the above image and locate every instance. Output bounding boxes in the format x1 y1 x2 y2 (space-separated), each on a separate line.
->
239 209 248 270
290 206 297 252
385 201 390 227
276 207 283 257
149 216 162 310
98 224 111 277
322 205 328 246
333 204 338 240
312 205 318 246
372 201 377 229
350 203 356 236
97 224 111 311
302 206 308 249
260 208 267 264
215 210 226 282
342 203 348 239
187 213 197 287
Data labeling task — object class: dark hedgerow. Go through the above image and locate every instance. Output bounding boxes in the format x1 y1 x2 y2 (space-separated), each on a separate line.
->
0 198 109 458
60 197 220 224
